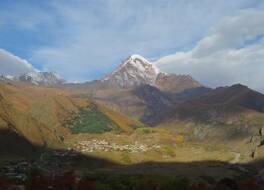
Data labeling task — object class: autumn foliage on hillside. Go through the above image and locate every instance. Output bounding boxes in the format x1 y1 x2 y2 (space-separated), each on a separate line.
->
1 171 264 190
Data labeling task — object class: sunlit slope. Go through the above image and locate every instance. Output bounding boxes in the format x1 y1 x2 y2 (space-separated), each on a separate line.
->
97 102 144 132
0 81 143 150
0 81 87 147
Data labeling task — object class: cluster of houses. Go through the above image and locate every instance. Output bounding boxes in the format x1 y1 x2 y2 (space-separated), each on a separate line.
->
74 139 160 153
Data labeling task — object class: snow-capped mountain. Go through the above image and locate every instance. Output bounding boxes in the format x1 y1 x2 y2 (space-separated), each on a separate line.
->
102 54 160 88
101 54 202 91
0 72 65 85
18 72 65 85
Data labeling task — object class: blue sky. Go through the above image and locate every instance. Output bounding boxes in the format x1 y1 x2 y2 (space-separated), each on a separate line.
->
0 0 264 90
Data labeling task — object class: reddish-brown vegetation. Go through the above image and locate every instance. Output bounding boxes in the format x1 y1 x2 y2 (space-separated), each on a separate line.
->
1 172 264 190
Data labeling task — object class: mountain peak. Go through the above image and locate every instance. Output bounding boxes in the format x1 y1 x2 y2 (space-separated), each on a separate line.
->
129 54 152 64
102 55 160 88
120 54 159 74
99 54 202 92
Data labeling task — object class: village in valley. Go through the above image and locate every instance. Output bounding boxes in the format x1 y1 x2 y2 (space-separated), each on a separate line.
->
73 139 161 153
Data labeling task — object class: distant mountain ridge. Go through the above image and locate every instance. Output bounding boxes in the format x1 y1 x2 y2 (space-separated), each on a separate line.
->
19 72 65 85
0 71 65 85
158 84 264 126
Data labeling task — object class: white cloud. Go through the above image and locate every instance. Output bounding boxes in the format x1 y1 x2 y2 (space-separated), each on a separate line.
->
31 0 251 81
0 3 55 31
1 1 263 84
0 49 36 76
155 9 264 92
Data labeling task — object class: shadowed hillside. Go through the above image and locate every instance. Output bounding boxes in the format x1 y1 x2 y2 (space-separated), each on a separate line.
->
155 84 264 128
0 129 38 158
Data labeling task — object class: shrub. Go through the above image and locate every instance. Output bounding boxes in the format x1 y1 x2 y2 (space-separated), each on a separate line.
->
128 124 143 130
199 176 216 185
161 145 176 157
135 128 155 135
76 180 96 190
166 178 190 190
175 135 184 144
121 152 132 164
190 181 209 190
25 170 51 190
53 171 76 190
0 176 12 190
78 174 191 190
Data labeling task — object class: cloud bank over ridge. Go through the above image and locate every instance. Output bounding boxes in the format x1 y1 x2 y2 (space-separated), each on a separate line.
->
0 49 36 76
155 9 264 91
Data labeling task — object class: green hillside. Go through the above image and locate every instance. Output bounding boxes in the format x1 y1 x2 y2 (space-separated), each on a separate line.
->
66 103 122 134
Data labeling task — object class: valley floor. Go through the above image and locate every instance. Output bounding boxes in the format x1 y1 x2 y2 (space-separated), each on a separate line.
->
63 126 264 164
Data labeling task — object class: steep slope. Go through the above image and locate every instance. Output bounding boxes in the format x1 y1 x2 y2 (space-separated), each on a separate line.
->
97 102 144 132
65 102 143 134
163 84 264 128
188 84 264 112
155 72 202 93
0 80 143 155
102 54 159 88
0 128 37 157
0 81 86 148
132 85 172 124
65 83 172 124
